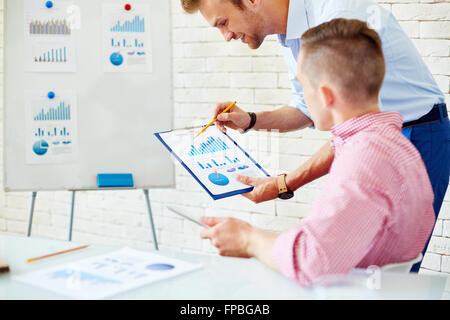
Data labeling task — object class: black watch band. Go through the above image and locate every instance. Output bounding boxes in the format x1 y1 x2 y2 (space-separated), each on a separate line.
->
242 112 257 133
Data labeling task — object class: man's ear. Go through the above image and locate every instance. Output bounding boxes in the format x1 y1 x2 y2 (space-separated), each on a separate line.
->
319 85 335 109
246 0 262 10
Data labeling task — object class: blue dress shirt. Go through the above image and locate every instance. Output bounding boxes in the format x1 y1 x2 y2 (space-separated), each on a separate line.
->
278 0 445 122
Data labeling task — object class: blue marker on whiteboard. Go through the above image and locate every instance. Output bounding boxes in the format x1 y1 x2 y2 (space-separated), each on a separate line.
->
48 91 55 99
45 1 54 9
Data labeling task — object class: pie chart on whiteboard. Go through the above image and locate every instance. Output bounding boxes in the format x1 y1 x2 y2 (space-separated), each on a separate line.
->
33 140 49 156
110 52 124 66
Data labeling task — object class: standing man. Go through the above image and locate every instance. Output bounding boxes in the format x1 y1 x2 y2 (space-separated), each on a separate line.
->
180 0 449 272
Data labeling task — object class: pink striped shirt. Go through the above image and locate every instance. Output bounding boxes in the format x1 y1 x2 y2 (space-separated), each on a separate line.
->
273 112 435 287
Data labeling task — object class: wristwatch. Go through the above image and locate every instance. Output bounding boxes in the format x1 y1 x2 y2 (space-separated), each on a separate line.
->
277 174 294 200
242 112 257 133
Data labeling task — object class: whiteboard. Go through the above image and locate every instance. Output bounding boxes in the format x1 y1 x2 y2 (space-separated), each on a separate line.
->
3 0 174 191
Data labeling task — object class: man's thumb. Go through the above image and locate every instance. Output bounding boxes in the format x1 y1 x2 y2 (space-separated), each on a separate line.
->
237 175 254 186
217 112 237 122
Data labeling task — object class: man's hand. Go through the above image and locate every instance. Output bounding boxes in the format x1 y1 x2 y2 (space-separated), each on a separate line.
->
237 175 279 204
199 216 280 270
214 101 251 132
199 217 254 258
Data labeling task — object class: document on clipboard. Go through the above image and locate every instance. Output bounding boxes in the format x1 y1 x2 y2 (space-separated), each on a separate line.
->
154 125 270 200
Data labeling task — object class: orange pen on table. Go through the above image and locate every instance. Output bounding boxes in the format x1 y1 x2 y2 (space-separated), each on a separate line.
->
27 245 89 263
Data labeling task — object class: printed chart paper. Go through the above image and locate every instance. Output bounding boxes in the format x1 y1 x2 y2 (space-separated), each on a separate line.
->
14 248 201 300
103 4 153 73
25 90 79 165
24 0 77 73
155 126 270 200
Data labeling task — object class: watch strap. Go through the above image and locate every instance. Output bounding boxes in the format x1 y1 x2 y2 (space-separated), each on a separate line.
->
277 174 289 194
242 112 257 133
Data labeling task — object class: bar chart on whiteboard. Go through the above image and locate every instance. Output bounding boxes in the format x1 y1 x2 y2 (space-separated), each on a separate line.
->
103 4 152 73
24 0 77 72
25 90 79 165
155 126 270 200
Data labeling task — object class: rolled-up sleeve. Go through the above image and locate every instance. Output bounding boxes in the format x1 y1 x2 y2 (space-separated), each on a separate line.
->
272 153 390 287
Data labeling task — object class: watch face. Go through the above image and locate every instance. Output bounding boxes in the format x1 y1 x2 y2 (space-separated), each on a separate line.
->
279 191 294 200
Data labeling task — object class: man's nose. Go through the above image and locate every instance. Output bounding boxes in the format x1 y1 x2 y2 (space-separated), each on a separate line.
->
220 28 234 42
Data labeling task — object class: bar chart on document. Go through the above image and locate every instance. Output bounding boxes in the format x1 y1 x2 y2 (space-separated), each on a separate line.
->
157 126 270 199
25 91 79 165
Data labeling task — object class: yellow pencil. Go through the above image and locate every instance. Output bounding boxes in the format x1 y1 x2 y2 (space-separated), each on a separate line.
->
195 101 236 138
27 245 89 263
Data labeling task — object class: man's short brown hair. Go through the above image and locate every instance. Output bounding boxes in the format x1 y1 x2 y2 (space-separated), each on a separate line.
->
300 19 386 103
181 0 243 14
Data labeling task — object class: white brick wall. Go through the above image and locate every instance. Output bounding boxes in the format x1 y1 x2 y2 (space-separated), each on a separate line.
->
0 0 449 277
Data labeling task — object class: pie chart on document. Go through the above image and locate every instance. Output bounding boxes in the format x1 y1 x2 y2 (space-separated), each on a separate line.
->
208 172 230 186
110 52 124 66
33 140 49 156
146 263 175 271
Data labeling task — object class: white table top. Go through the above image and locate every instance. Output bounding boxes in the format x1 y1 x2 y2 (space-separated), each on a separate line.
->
0 233 448 300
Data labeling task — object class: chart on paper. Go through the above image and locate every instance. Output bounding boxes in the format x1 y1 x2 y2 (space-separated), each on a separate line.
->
24 0 77 72
25 90 79 165
14 248 201 300
156 126 270 199
103 4 152 73
28 18 72 35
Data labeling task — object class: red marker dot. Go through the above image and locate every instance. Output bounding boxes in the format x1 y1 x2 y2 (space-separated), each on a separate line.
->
125 4 132 11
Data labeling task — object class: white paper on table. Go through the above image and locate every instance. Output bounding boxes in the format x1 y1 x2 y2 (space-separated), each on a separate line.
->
14 248 202 300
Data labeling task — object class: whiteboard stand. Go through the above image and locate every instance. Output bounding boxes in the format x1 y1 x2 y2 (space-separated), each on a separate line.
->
68 191 75 242
26 190 159 251
143 189 159 251
26 192 37 237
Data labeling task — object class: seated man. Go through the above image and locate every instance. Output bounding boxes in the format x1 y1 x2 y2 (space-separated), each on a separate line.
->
199 18 436 287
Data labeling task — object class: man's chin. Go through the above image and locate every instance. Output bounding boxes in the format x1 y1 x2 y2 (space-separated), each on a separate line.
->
247 40 263 50
243 35 264 50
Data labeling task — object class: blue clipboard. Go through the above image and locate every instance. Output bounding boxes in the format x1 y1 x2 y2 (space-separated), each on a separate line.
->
154 126 270 200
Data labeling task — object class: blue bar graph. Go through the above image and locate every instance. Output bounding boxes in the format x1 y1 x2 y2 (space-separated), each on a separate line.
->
188 137 230 156
197 158 230 170
34 102 71 121
111 38 144 48
34 47 67 63
110 16 145 33
225 156 240 164
34 126 69 137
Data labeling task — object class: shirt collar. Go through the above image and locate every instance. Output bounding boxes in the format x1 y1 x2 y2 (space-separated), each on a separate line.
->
278 0 309 46
331 112 403 142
